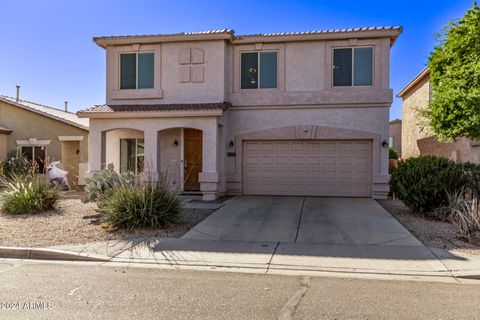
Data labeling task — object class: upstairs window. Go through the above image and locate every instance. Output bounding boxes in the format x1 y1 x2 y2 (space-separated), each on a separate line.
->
241 51 277 89
120 52 154 89
333 47 373 87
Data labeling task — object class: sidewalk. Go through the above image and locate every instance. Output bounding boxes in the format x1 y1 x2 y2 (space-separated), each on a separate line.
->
2 237 480 282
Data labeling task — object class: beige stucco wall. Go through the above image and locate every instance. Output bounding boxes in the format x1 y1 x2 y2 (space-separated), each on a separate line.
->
104 37 393 108
417 137 480 164
401 77 430 158
105 128 144 171
226 38 392 107
106 41 226 105
0 101 88 164
0 133 8 159
389 121 402 155
225 106 390 198
401 75 480 163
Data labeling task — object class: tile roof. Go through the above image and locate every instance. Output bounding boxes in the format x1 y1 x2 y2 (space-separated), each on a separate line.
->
78 102 231 113
94 29 234 41
238 26 402 37
93 26 402 43
0 96 89 130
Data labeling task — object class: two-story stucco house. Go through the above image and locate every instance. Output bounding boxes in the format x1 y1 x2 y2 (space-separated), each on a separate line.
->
78 27 402 200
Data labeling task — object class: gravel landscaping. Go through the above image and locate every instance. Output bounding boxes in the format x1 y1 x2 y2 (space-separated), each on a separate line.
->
378 199 480 256
0 192 217 248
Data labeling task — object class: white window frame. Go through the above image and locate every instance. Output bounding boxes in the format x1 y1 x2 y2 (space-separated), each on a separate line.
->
17 145 48 159
240 50 278 90
16 141 49 173
118 51 155 90
332 46 374 87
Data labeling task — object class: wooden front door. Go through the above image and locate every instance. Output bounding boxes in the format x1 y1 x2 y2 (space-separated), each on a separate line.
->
184 129 203 191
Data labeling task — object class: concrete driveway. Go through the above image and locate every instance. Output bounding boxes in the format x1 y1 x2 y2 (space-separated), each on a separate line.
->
182 196 421 246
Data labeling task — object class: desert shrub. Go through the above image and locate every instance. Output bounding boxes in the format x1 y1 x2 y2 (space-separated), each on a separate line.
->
2 175 61 214
82 165 133 204
450 196 480 239
101 180 182 230
390 156 469 216
460 162 480 198
389 147 399 160
1 151 33 179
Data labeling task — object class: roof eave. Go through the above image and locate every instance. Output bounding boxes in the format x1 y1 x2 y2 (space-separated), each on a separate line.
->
397 68 430 98
94 33 234 48
232 29 402 44
77 109 224 118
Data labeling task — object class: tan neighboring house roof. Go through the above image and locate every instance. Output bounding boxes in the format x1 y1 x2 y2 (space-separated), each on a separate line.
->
94 26 402 48
390 119 402 124
397 68 430 98
0 96 89 130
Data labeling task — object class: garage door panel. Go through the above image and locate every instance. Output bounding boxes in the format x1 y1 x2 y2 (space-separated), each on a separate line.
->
243 140 372 197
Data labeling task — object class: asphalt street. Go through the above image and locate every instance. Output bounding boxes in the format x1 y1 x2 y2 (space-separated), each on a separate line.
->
1 260 480 319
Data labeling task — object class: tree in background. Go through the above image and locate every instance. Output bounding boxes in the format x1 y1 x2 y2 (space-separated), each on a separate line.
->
426 2 480 140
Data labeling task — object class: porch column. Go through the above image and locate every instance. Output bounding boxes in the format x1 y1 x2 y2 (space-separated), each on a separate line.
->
143 128 159 180
199 120 220 201
87 126 103 173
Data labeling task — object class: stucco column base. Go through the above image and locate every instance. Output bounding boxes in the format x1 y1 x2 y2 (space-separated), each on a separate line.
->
199 172 221 201
372 174 390 199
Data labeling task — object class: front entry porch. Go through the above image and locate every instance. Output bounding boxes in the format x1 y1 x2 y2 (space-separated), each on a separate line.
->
87 116 224 201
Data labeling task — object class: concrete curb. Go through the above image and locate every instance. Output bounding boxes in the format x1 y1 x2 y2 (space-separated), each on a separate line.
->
0 246 110 262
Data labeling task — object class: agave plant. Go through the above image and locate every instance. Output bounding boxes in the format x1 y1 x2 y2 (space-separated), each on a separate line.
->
2 175 60 214
450 196 480 240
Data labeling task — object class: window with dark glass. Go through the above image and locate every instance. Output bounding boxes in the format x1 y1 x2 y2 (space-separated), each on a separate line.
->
241 52 277 89
120 52 154 89
333 47 373 87
120 138 144 174
19 146 47 173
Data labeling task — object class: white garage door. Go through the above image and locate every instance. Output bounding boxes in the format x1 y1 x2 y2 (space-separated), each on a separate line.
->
243 140 372 197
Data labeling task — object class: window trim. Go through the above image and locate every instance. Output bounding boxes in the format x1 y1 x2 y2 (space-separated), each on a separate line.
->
332 46 374 88
119 138 144 175
16 144 48 174
240 50 278 90
118 51 155 90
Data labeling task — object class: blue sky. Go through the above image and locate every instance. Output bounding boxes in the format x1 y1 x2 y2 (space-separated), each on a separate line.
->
0 0 474 119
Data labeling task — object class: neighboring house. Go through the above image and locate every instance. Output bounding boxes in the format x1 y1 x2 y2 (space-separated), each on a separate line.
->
397 68 480 163
0 94 89 186
78 27 402 200
389 119 402 155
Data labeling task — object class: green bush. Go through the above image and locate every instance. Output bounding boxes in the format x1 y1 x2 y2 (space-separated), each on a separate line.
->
82 165 133 204
389 156 469 216
461 162 480 198
2 175 61 214
101 180 182 230
1 151 32 179
389 147 399 160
